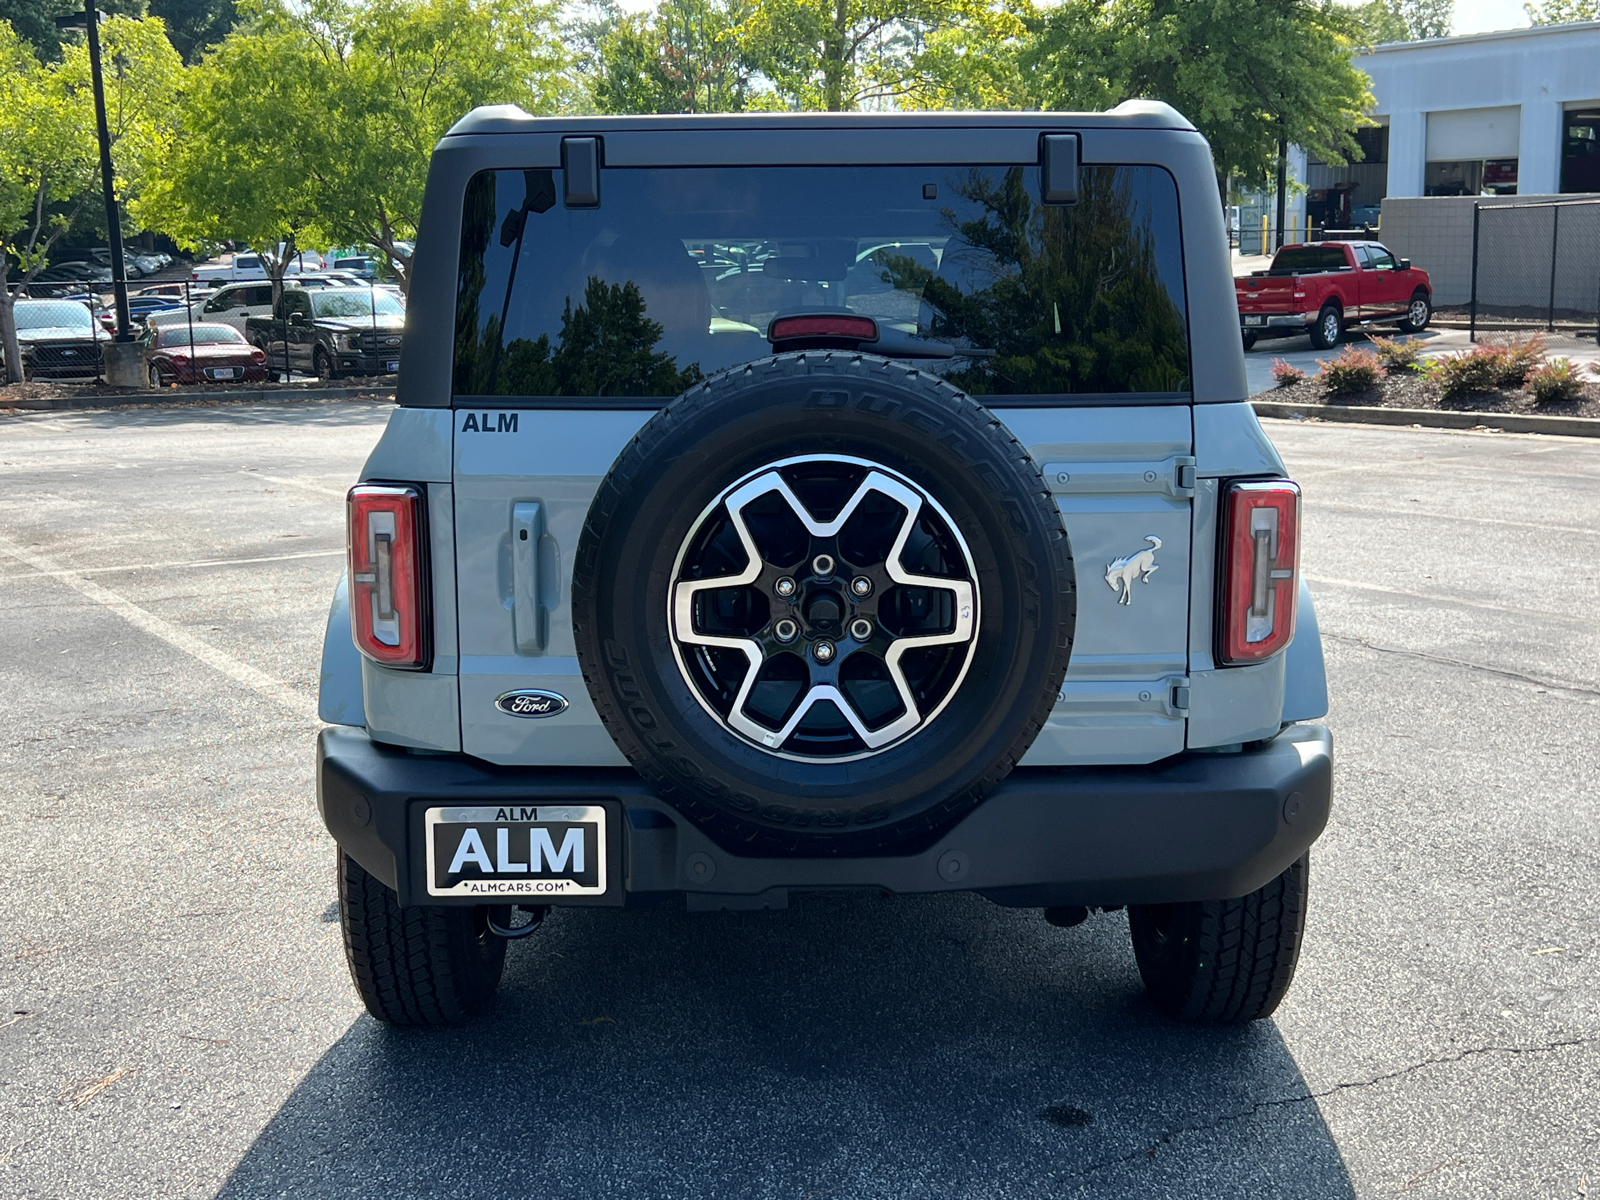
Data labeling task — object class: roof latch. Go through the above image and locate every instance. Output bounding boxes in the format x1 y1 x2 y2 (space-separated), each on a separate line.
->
562 137 601 208
1041 133 1081 206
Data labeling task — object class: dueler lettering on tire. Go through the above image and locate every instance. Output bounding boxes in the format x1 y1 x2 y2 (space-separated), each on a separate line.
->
572 352 1077 857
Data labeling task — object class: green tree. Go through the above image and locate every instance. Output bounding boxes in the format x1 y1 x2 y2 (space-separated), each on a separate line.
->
738 0 1018 111
1356 0 1451 40
147 0 238 62
0 0 147 60
0 15 176 382
1524 0 1598 20
0 21 96 381
140 12 326 300
288 0 569 290
1025 0 1374 194
591 0 755 114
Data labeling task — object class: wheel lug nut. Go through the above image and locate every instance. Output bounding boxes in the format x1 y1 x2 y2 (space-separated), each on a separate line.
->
774 618 798 643
849 618 873 641
812 639 836 663
850 575 872 597
774 576 796 598
811 553 835 578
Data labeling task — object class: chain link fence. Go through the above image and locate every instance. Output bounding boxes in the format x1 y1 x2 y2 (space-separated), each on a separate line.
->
1469 199 1600 348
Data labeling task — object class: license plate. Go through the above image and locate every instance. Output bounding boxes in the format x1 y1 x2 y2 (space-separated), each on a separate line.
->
1243 315 1266 327
386 360 399 372
425 805 607 898
213 367 237 379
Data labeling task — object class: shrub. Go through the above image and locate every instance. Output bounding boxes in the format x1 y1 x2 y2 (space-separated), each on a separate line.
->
1270 358 1307 388
1368 335 1423 372
1425 346 1509 399
1317 345 1385 395
1525 358 1584 404
1483 333 1547 387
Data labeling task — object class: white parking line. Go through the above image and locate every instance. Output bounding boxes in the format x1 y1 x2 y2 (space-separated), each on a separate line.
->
240 470 348 499
0 547 342 582
0 534 318 722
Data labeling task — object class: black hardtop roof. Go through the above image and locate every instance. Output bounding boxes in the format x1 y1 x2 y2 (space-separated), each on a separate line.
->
446 100 1194 138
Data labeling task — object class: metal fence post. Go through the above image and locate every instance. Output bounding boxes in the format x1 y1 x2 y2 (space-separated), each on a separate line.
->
1547 204 1561 333
1469 202 1481 344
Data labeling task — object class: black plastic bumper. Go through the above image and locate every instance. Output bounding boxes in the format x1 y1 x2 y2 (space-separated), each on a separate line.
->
316 724 1332 910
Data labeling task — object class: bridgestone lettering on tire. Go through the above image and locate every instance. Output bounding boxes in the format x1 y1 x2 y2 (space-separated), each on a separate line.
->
572 352 1077 856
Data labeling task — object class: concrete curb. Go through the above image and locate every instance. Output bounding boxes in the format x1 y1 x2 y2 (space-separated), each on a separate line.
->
1251 399 1600 438
4 385 395 412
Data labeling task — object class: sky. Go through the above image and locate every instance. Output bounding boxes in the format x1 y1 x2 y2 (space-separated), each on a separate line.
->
608 0 1537 36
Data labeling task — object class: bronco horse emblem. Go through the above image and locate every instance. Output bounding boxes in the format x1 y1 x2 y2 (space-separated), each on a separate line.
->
1104 536 1162 605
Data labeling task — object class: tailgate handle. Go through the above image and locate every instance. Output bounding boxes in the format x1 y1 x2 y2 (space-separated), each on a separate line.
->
512 501 546 652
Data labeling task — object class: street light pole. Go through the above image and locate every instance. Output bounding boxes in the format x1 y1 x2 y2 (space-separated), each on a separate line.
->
83 0 131 342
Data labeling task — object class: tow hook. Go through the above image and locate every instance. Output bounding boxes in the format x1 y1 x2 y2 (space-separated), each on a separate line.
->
486 904 549 939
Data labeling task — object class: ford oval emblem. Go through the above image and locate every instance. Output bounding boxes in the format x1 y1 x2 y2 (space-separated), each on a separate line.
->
495 689 569 719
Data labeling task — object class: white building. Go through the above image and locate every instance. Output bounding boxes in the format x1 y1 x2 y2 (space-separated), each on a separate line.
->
1249 21 1600 245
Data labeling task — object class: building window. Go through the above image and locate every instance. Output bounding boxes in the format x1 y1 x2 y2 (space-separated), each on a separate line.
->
1562 111 1600 194
1424 159 1518 196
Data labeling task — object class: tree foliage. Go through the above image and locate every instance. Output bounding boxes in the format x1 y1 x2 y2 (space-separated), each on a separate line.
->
1355 0 1451 41
0 15 177 382
588 0 755 114
1524 0 1598 20
736 0 1025 111
1025 0 1374 191
150 0 568 292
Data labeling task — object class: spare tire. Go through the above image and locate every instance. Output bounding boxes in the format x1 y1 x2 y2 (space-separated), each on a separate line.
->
572 353 1075 856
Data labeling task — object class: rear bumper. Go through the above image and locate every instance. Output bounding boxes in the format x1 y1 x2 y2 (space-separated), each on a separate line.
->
1240 311 1318 330
317 723 1333 910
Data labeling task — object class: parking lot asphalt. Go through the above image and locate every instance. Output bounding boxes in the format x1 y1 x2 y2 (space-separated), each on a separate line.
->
0 400 1596 1199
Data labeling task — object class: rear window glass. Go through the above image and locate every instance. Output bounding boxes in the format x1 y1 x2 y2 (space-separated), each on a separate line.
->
453 164 1190 400
159 323 243 345
313 290 404 318
1270 246 1350 273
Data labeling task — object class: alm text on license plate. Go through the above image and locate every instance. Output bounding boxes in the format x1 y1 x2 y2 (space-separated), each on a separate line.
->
425 805 607 898
1244 315 1266 326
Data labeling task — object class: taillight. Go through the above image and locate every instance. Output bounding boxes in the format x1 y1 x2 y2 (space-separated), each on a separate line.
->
1219 480 1300 665
348 484 429 669
250 348 266 363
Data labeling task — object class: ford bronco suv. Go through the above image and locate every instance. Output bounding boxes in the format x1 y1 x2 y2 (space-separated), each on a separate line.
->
315 102 1332 1027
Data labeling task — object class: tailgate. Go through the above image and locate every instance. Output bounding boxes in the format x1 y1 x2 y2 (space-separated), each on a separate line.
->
1236 277 1298 311
453 404 1193 769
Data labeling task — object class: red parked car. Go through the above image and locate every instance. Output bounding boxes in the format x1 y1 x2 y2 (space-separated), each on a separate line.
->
1236 241 1432 350
142 322 268 386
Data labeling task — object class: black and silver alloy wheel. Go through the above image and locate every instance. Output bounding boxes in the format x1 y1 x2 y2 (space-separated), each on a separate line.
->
670 455 978 760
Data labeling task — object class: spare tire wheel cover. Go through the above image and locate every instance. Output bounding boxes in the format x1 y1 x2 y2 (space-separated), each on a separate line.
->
573 354 1076 856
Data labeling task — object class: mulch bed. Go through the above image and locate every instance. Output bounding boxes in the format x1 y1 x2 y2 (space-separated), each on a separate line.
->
1258 368 1600 419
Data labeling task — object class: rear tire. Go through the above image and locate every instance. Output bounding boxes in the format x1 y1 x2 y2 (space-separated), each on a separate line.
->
1241 331 1258 351
337 849 507 1026
1128 854 1309 1023
1398 290 1432 334
1308 305 1343 350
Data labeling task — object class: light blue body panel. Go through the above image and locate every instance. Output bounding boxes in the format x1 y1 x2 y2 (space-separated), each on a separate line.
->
317 572 365 727
316 398 1327 762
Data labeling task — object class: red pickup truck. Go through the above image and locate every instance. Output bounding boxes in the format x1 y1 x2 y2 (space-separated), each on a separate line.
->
1236 241 1432 351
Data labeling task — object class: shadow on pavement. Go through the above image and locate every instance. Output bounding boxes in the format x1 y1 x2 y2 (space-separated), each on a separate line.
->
215 892 1354 1199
